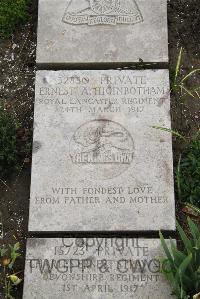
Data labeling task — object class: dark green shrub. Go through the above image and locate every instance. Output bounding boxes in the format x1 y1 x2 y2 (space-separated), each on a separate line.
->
177 136 200 208
0 106 19 178
0 0 28 38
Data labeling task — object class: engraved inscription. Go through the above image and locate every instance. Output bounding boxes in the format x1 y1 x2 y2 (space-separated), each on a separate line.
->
25 238 174 298
34 185 169 207
36 73 168 115
62 0 143 26
70 120 134 179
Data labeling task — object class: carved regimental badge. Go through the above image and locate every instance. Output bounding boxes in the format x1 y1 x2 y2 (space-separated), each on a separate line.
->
63 0 143 26
70 120 134 180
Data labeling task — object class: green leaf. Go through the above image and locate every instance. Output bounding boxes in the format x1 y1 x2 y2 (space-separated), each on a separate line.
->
178 254 192 276
181 69 200 83
188 218 200 241
0 248 8 257
14 242 20 251
174 47 183 85
170 239 187 266
181 85 196 98
9 275 22 285
160 232 174 266
178 255 193 297
165 270 181 296
160 220 200 299
186 204 200 216
176 221 194 253
177 154 182 200
152 126 186 140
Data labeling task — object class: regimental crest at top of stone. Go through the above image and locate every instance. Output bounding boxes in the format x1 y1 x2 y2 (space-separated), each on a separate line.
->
63 0 143 26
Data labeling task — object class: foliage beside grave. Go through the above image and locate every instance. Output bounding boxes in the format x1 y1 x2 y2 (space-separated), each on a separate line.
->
153 125 200 212
176 134 200 209
171 47 200 99
0 0 28 38
0 242 22 299
160 218 200 299
154 47 200 213
0 106 19 178
0 106 32 178
172 48 200 211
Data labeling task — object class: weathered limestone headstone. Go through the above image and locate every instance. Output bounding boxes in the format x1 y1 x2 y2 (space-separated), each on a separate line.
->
23 238 174 299
36 0 168 66
24 238 172 299
28 69 175 232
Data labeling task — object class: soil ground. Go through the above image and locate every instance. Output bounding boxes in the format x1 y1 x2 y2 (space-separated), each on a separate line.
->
0 0 199 298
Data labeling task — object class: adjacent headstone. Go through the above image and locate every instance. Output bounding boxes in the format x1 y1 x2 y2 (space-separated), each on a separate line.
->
36 0 168 66
23 238 174 299
29 69 175 232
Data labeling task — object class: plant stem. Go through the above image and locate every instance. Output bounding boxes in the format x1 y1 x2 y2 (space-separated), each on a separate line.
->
4 266 8 299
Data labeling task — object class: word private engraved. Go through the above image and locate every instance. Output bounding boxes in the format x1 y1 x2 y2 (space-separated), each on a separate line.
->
70 119 134 180
62 0 143 26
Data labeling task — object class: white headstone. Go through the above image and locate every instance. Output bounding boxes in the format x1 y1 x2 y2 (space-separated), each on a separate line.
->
29 69 175 232
36 0 168 66
23 238 174 298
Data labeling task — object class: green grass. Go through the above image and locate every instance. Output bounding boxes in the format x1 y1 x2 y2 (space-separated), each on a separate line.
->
171 47 200 99
0 0 28 38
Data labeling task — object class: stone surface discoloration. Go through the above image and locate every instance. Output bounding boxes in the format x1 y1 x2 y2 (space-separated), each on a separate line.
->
36 0 168 65
23 238 175 299
29 69 175 232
